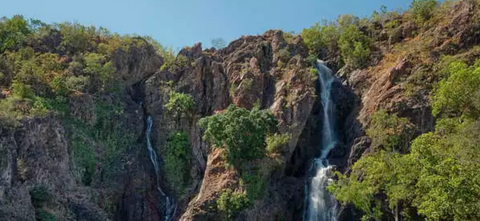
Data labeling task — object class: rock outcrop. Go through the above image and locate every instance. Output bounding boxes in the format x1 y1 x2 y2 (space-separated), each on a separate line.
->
140 30 321 221
0 41 164 221
3 1 479 219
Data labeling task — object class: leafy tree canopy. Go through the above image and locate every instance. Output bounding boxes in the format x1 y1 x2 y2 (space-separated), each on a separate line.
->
198 105 277 166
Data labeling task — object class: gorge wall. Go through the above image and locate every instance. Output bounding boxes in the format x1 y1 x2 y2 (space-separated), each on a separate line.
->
1 0 480 220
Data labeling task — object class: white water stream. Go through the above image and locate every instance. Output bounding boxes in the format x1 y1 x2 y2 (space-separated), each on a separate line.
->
146 116 176 221
303 60 339 221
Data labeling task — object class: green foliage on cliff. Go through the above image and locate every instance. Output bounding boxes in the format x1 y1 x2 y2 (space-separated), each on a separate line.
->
330 57 480 221
164 91 195 119
432 59 480 119
63 99 134 186
410 0 439 24
301 22 339 59
0 15 32 52
300 14 371 68
338 24 371 68
161 54 189 73
366 110 414 152
198 105 277 167
241 172 267 201
216 188 249 220
200 105 282 210
266 133 291 154
164 132 191 195
83 53 116 91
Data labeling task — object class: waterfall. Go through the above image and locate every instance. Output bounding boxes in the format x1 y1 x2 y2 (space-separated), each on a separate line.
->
145 116 176 221
303 60 339 221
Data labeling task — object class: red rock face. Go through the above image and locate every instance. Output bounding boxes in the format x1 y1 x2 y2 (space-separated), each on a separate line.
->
140 30 320 221
3 2 480 220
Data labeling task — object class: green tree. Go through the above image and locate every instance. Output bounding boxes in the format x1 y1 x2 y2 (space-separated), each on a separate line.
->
432 60 480 119
410 0 439 24
83 53 116 91
300 22 339 59
330 58 480 221
0 15 31 52
265 133 290 154
198 105 277 167
57 22 96 54
158 46 176 71
164 132 191 194
216 189 249 220
338 24 371 68
164 92 195 120
366 110 414 152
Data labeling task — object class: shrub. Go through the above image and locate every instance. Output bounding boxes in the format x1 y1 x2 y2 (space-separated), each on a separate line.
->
337 14 360 29
282 32 294 43
277 48 291 62
83 53 116 91
328 150 399 221
64 75 90 92
266 133 291 154
0 97 22 128
331 120 480 221
162 54 189 73
64 99 133 185
216 189 249 220
242 172 267 201
0 15 32 52
164 132 191 195
366 110 414 152
338 25 371 68
410 0 438 24
11 80 35 100
57 22 96 54
300 23 339 58
164 92 195 120
158 46 176 71
198 105 277 167
30 97 49 117
71 134 96 185
101 127 135 179
432 59 480 119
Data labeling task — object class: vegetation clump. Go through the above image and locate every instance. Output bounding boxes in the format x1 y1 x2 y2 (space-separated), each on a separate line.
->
266 133 290 154
329 57 480 221
216 188 249 220
301 15 371 69
198 105 277 167
164 132 191 195
366 110 414 152
410 0 439 24
164 91 195 120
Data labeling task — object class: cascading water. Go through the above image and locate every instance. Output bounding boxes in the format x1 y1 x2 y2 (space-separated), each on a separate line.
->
145 116 176 221
303 60 339 221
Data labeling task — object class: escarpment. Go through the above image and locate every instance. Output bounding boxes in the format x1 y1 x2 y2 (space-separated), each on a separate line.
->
2 1 480 220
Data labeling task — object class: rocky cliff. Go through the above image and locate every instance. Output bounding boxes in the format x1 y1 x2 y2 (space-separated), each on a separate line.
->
1 1 480 220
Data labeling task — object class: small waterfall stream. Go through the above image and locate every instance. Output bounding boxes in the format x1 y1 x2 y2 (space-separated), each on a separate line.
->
303 60 339 221
145 116 176 221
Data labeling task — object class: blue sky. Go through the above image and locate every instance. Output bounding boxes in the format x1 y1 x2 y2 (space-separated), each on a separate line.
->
1 0 413 50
